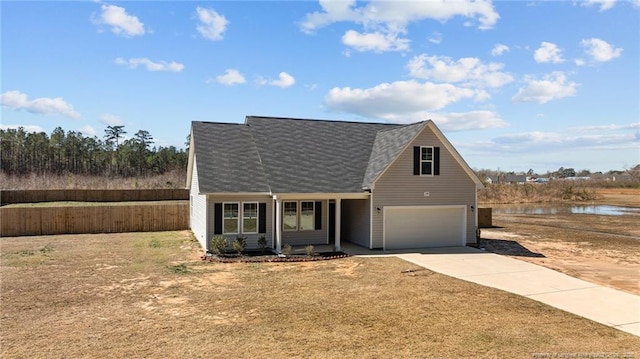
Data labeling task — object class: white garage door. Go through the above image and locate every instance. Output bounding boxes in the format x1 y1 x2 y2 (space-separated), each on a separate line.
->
384 206 466 249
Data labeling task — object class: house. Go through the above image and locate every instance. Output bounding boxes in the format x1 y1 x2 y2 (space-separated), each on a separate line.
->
186 116 483 252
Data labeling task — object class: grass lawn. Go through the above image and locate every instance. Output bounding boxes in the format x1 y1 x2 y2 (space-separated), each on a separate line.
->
1 231 638 358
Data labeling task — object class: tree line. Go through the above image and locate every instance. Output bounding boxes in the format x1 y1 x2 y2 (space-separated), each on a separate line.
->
1 125 188 177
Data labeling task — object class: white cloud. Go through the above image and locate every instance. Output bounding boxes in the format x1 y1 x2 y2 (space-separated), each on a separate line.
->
99 113 124 126
491 43 509 56
342 29 410 53
196 7 228 41
492 131 635 149
325 80 484 121
299 0 499 52
79 125 97 136
461 123 638 156
569 122 640 132
426 111 509 131
115 57 184 72
581 0 617 11
428 32 442 44
93 4 145 37
300 0 499 33
269 72 296 88
1 90 80 119
407 54 514 88
581 38 623 63
574 58 586 66
512 72 577 104
0 124 46 133
534 42 565 64
212 69 246 86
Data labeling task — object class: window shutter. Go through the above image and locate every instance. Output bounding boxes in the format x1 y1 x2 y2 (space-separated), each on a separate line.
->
258 203 267 233
413 146 420 175
434 147 440 176
214 203 222 235
315 201 322 230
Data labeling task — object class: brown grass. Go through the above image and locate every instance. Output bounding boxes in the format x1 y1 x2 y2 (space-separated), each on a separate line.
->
2 231 638 358
0 170 187 190
479 182 601 204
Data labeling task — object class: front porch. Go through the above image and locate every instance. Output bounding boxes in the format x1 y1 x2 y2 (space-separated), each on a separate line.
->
272 195 371 254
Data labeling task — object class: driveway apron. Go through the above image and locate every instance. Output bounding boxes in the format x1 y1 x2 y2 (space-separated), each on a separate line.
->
372 246 639 337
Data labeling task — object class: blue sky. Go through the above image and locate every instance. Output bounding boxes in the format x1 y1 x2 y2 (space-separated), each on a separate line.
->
2 0 639 174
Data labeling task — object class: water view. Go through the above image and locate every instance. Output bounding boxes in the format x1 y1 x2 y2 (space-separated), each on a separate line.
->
492 204 640 216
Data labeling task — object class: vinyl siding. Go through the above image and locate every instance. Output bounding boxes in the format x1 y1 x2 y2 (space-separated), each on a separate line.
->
189 157 208 249
341 198 370 247
371 128 477 248
281 199 328 246
207 195 273 249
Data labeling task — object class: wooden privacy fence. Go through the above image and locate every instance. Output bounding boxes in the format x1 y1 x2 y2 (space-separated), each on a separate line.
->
0 189 189 205
1 203 189 237
478 207 492 228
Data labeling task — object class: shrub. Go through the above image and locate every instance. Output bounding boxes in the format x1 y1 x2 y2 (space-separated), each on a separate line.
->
305 245 315 257
233 236 247 255
282 243 292 257
209 235 228 256
257 235 268 254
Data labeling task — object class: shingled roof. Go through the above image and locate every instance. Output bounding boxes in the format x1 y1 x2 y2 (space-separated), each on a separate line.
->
190 116 427 194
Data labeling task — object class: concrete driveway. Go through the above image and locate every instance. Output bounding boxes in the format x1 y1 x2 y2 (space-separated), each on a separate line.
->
343 244 640 337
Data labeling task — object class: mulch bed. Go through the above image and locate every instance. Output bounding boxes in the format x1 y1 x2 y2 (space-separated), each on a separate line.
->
201 250 350 263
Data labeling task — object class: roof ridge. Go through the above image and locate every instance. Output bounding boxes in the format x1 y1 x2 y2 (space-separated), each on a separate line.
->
194 120 246 126
375 120 426 133
246 115 401 126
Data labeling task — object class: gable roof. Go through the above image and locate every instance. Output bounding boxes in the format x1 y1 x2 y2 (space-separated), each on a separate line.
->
188 116 482 194
362 121 427 189
190 121 270 193
246 116 397 193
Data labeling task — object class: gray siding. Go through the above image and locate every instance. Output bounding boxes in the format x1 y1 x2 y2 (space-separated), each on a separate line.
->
281 200 328 247
207 195 273 249
189 157 208 249
371 128 477 248
341 199 370 247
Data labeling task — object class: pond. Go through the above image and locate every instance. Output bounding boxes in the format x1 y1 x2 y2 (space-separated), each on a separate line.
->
492 204 640 216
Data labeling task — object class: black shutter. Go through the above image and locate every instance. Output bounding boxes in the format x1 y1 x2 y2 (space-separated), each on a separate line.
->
214 203 222 235
434 147 440 176
315 201 322 230
258 203 267 233
413 146 420 175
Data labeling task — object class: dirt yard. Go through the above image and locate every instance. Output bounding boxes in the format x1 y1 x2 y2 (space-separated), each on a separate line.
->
2 231 638 358
480 188 640 295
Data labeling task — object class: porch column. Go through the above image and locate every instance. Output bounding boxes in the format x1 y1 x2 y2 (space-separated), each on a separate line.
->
334 198 341 251
275 198 282 253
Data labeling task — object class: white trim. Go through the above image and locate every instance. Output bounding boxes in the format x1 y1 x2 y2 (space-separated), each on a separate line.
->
273 192 369 200
419 146 435 176
186 128 195 189
334 198 341 251
275 199 282 253
369 192 374 249
201 192 273 196
382 205 467 251
241 202 259 234
222 202 240 235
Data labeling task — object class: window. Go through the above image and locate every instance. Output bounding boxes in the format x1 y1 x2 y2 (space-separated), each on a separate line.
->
283 201 297 231
243 202 258 234
421 146 433 175
223 203 239 234
300 201 315 231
